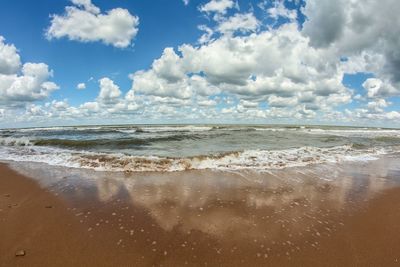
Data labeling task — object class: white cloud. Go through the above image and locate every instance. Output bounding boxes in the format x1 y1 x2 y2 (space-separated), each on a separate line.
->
76 82 86 90
199 0 235 14
131 69 192 99
216 13 260 35
198 99 217 107
127 22 352 120
268 95 297 108
130 48 192 99
0 37 58 107
182 0 190 6
362 78 397 98
367 99 389 113
98 77 121 103
125 89 135 102
152 48 186 83
266 0 297 21
385 111 400 120
48 100 69 111
0 36 21 75
46 0 139 48
198 25 214 44
26 104 46 116
80 101 100 112
303 0 400 90
71 0 100 14
238 99 258 108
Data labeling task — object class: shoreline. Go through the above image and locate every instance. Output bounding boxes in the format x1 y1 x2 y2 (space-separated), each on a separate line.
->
1 161 400 266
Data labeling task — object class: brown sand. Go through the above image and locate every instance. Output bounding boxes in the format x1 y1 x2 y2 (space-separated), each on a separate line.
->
0 163 147 267
1 162 400 266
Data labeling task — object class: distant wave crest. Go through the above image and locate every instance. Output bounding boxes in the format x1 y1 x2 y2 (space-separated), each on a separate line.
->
0 134 213 149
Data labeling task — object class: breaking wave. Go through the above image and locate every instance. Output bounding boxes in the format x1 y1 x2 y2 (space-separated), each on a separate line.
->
0 144 396 173
1 125 399 173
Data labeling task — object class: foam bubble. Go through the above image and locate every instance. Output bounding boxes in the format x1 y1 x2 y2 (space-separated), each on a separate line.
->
0 144 394 173
0 137 33 146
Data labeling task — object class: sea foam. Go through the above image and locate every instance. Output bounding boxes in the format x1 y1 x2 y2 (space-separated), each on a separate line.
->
0 144 394 173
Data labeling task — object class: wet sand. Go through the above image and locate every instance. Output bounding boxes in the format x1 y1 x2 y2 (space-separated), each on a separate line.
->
1 156 400 266
0 164 134 267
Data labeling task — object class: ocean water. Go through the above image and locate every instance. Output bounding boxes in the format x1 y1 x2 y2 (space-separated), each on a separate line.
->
0 124 400 172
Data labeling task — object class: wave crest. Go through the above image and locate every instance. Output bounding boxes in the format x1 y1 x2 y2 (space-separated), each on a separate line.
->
61 145 392 172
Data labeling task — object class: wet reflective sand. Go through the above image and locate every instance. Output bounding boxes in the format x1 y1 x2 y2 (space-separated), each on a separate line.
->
8 154 400 266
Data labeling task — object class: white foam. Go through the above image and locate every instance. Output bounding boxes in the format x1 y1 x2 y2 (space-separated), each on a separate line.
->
0 146 81 169
139 126 213 132
303 128 400 138
0 137 34 146
0 144 394 173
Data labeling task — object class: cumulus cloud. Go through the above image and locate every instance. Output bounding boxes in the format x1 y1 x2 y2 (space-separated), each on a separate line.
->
76 82 86 90
46 0 139 48
362 78 397 98
0 37 58 107
268 95 297 108
198 25 215 44
302 0 345 48
125 20 353 124
385 111 400 120
0 36 21 75
129 48 192 99
197 11 260 43
98 77 121 104
71 0 100 14
45 100 70 113
303 0 400 92
216 13 260 35
199 0 235 15
367 99 389 113
198 99 217 107
130 19 349 114
265 0 298 22
80 101 99 112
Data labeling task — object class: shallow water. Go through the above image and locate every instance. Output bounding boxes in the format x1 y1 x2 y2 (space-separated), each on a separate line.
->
7 154 400 266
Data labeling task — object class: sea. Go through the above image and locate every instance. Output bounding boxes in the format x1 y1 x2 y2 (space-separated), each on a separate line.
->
0 124 400 172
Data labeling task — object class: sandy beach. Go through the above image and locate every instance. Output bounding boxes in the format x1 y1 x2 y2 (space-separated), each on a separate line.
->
1 156 400 267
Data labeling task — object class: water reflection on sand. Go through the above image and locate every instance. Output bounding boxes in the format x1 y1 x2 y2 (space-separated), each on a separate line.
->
8 155 400 265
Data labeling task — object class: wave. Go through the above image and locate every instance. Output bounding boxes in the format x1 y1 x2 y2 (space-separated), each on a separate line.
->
0 133 213 149
212 126 258 132
0 137 33 146
0 144 396 173
4 125 400 136
1 125 400 173
33 138 149 148
373 136 400 143
135 126 213 133
304 128 400 137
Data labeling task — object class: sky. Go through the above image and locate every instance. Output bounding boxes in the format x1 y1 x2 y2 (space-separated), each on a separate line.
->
0 0 399 128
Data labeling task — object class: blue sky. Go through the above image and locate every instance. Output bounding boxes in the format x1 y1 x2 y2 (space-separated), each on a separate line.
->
0 0 399 128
